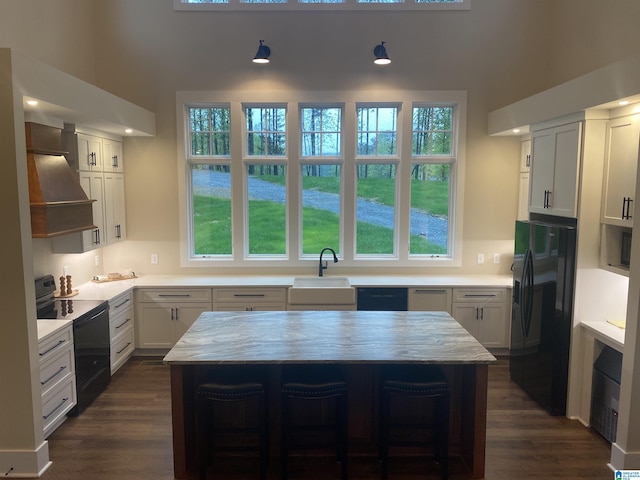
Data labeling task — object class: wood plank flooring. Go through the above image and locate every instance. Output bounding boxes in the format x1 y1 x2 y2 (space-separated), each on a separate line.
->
41 357 612 480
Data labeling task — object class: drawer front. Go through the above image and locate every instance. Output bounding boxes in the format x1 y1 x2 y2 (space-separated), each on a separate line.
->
111 327 135 374
42 378 76 438
38 327 73 364
109 291 133 317
137 288 212 303
453 288 507 303
40 347 75 397
213 288 286 303
110 307 134 340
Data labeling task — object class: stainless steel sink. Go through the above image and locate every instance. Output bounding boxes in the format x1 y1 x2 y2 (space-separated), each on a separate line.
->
288 276 355 305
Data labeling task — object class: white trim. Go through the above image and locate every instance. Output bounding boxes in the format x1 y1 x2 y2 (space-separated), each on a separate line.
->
0 441 51 478
176 89 466 269
174 0 470 11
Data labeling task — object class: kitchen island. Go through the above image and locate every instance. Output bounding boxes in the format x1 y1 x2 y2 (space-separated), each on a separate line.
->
163 310 496 479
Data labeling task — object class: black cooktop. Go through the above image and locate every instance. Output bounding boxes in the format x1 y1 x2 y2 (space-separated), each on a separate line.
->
38 298 107 321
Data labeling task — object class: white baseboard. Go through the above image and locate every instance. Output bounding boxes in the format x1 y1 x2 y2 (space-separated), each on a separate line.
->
611 442 640 470
0 441 51 478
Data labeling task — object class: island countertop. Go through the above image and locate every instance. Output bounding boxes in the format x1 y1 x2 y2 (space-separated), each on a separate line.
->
163 310 496 365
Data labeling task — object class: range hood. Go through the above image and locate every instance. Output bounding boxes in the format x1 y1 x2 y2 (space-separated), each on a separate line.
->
25 122 96 238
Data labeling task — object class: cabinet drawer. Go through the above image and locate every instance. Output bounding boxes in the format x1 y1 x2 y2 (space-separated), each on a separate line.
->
213 288 286 303
137 288 212 303
110 307 134 340
40 347 74 398
38 326 73 364
109 291 133 317
42 378 76 438
453 288 507 303
111 327 135 374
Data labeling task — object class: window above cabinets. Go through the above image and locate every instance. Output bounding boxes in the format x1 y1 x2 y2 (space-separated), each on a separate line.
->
178 90 466 269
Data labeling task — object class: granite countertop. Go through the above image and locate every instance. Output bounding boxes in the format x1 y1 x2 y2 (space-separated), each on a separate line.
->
581 320 625 352
37 319 73 343
73 274 513 301
163 310 497 365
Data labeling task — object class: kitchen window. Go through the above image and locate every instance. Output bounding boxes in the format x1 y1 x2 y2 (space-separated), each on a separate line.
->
179 90 466 268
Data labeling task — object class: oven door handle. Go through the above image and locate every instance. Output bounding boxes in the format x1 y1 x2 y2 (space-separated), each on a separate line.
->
74 307 108 329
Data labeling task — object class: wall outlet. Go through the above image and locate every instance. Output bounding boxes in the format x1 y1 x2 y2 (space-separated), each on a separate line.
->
151 253 159 264
477 253 484 264
94 255 100 267
493 253 501 264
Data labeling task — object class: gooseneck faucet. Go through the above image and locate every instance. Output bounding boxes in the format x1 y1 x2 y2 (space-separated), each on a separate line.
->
319 247 338 277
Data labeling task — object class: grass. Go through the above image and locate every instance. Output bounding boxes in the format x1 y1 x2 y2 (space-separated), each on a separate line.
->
193 195 445 256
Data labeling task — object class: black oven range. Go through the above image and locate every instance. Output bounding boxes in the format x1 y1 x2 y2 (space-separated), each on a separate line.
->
35 275 110 415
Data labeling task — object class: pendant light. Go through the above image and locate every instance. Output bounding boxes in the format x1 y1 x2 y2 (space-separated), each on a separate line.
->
373 41 391 65
253 40 271 64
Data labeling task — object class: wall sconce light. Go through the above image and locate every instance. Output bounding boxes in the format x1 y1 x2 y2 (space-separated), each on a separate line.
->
373 41 391 65
253 40 271 64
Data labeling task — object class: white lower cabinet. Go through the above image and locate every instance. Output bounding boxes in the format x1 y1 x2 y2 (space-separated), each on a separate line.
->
109 291 135 373
135 288 213 349
212 287 286 311
451 288 510 349
408 288 452 313
39 325 76 438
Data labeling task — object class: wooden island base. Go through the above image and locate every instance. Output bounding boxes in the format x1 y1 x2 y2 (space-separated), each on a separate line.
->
164 311 495 479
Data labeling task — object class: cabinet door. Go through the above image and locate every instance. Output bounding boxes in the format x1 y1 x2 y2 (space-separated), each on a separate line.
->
517 172 530 221
102 139 124 173
602 116 639 226
451 304 480 339
135 304 176 349
520 139 531 173
529 129 556 213
550 123 581 217
77 133 103 171
408 288 452 313
173 304 211 339
104 173 126 244
476 304 508 348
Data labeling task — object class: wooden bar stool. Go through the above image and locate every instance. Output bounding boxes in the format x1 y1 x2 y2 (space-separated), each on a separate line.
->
379 365 450 480
196 379 269 480
280 365 348 480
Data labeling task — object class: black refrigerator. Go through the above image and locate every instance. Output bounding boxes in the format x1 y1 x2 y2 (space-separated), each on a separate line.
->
510 219 577 416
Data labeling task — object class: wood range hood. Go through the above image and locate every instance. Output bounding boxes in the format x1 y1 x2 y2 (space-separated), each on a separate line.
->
26 122 96 238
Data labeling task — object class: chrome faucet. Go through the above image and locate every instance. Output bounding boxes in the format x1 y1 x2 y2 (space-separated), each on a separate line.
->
319 247 338 277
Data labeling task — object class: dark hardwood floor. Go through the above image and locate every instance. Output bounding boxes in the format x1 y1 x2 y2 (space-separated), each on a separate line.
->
41 357 612 480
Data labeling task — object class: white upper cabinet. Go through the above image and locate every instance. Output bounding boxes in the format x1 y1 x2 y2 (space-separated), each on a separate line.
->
601 115 639 227
102 138 124 173
77 133 103 171
529 122 582 218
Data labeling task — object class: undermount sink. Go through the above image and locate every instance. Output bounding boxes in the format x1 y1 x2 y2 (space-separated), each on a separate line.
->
288 276 355 305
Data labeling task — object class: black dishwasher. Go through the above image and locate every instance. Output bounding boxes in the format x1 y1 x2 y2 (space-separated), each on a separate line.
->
357 287 408 311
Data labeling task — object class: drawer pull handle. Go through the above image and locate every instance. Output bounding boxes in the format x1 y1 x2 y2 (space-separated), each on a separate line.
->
158 294 192 298
116 342 132 355
414 289 447 294
41 366 67 386
233 294 266 298
116 318 131 329
43 397 69 420
463 294 497 298
114 298 131 309
39 340 66 357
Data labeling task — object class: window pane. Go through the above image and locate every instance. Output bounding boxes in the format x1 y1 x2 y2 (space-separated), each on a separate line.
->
246 107 287 156
356 164 396 255
189 107 230 156
247 164 287 255
412 106 453 156
301 107 342 157
409 163 450 255
191 165 232 255
301 165 341 255
357 106 398 156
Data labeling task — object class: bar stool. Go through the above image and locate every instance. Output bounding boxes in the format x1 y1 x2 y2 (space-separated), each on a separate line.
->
280 365 348 480
379 365 450 480
196 376 269 480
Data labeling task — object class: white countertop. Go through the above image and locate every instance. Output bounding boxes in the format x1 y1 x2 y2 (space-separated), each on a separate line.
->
73 274 513 301
37 319 73 343
581 320 625 352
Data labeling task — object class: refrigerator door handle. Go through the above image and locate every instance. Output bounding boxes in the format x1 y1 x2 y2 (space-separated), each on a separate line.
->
523 249 535 337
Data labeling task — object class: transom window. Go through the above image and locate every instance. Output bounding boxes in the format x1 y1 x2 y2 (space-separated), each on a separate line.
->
179 90 466 268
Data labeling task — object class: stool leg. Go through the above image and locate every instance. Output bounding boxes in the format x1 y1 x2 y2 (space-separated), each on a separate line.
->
258 392 268 480
379 390 389 480
198 396 208 480
338 393 348 480
438 394 449 480
281 394 290 480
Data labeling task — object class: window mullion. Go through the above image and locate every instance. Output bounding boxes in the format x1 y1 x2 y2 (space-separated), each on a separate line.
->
342 102 356 262
397 105 413 261
230 101 245 260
